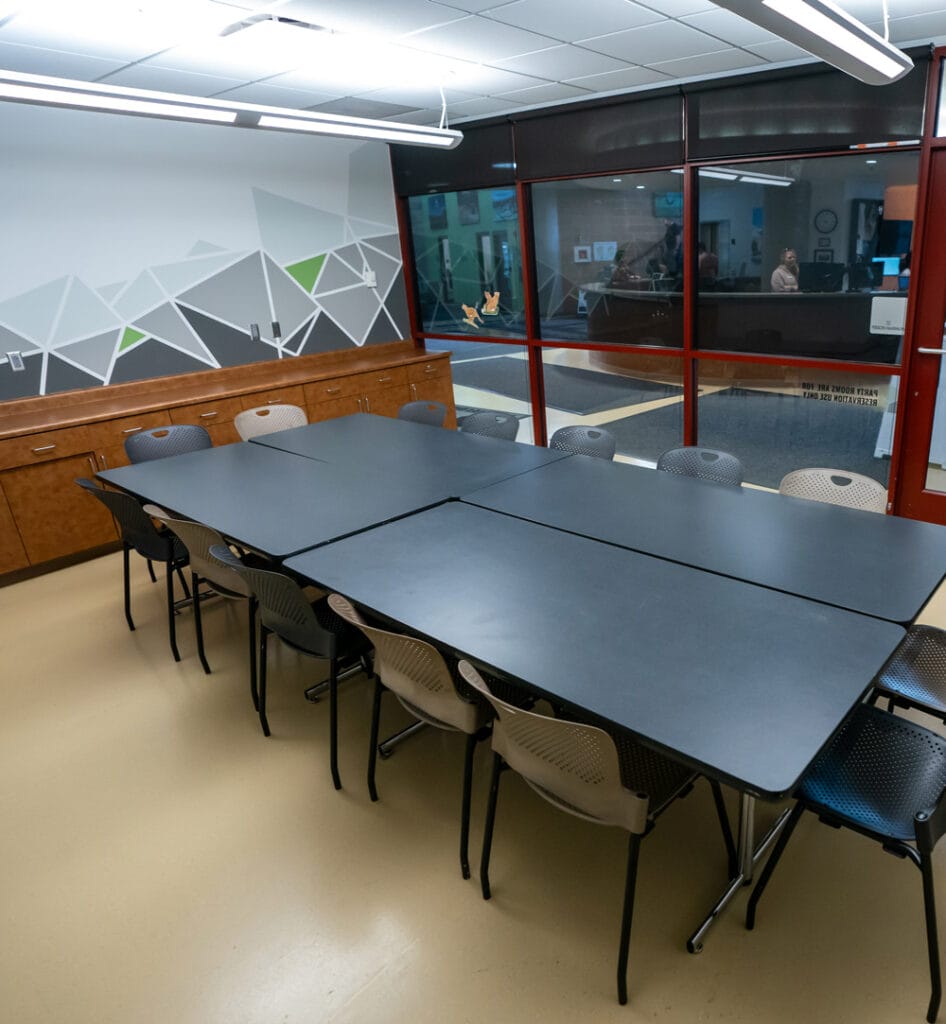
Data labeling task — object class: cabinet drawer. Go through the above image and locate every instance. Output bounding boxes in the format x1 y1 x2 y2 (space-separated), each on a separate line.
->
169 396 243 426
0 424 93 471
349 365 409 393
240 385 305 411
407 359 449 384
304 375 364 403
85 410 172 452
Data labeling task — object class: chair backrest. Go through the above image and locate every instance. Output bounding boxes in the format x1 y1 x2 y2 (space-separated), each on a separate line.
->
458 660 648 834
124 424 212 463
208 544 334 657
549 425 616 460
778 468 887 513
397 400 448 426
234 404 308 441
328 594 483 733
458 411 520 441
75 478 172 561
656 446 743 485
143 506 250 598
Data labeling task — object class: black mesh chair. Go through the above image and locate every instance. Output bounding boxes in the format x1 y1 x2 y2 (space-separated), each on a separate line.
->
460 661 736 1006
397 400 447 427
458 411 519 440
143 506 254 682
75 478 190 662
549 424 616 460
656 446 743 485
125 424 212 463
209 546 370 789
746 703 946 1024
872 625 946 723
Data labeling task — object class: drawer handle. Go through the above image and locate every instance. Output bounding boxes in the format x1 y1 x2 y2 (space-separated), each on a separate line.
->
376 376 393 383
199 411 218 419
266 399 282 405
32 444 57 454
363 396 371 413
122 426 143 435
325 387 341 395
410 383 417 398
424 366 437 374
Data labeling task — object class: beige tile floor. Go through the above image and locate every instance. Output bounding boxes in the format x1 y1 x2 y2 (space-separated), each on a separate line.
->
4 551 946 1024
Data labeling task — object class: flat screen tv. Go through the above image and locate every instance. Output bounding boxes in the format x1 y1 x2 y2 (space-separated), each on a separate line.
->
652 191 683 218
797 262 846 292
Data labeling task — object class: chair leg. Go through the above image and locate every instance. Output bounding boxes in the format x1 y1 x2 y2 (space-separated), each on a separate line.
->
920 850 942 1023
192 572 211 675
166 561 181 662
175 565 191 600
122 543 135 631
459 732 479 880
617 832 642 1006
709 780 738 878
146 558 156 583
248 597 259 712
367 676 384 802
257 628 271 737
480 752 504 901
745 801 805 930
330 657 341 791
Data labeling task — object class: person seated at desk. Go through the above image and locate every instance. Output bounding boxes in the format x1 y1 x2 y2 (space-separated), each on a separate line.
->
770 248 799 292
698 243 719 289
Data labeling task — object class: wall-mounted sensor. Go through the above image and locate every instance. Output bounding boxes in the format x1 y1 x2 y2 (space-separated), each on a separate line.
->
6 351 25 372
249 323 260 341
271 321 282 339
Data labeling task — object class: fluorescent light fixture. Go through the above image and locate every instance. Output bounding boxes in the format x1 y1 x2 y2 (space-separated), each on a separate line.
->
710 0 913 85
0 69 463 148
738 174 793 186
698 168 739 180
698 166 795 186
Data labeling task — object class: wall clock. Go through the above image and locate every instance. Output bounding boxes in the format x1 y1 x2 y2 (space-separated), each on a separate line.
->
814 208 838 233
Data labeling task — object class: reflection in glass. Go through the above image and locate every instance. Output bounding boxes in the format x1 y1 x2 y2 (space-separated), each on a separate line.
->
924 334 946 494
540 347 683 464
532 172 686 348
696 361 893 491
696 150 918 363
424 338 532 443
407 189 526 338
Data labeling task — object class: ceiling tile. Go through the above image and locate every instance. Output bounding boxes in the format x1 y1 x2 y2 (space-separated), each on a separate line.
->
309 97 422 119
483 0 665 40
580 20 732 62
495 81 594 104
681 9 780 46
743 38 812 61
434 0 515 11
0 41 126 80
213 82 339 108
449 95 530 117
441 63 548 93
650 47 768 78
269 0 468 36
888 12 946 44
100 66 248 96
353 85 479 108
385 108 447 125
631 0 714 13
563 65 673 90
492 43 629 79
402 15 560 59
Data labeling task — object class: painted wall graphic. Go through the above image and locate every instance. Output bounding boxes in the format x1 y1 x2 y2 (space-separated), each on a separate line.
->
0 103 409 402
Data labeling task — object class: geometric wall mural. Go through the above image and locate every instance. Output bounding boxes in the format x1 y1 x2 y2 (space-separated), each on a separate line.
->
0 188 408 400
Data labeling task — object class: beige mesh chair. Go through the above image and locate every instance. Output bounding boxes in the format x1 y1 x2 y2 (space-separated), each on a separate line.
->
778 468 887 513
234 403 307 441
328 594 490 878
459 661 736 1006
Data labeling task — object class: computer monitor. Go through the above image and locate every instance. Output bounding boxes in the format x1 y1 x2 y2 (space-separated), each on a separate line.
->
797 262 846 292
872 256 901 276
849 262 885 290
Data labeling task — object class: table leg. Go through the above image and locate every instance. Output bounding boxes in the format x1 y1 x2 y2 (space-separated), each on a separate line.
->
686 794 790 954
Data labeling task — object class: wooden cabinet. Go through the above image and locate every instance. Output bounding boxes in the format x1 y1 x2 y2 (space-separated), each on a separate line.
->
0 343 454 580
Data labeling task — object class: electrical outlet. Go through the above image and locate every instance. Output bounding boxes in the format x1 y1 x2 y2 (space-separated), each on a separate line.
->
364 270 377 288
6 351 24 372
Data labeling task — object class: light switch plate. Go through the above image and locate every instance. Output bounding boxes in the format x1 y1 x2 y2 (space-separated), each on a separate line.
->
6 351 24 372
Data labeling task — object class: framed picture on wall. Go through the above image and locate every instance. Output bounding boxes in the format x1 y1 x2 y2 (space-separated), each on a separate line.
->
491 189 518 221
574 245 592 263
818 237 832 248
457 190 480 226
814 248 834 263
428 194 447 230
593 241 617 262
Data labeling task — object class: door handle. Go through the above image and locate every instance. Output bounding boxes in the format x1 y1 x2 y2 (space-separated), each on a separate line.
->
918 348 946 354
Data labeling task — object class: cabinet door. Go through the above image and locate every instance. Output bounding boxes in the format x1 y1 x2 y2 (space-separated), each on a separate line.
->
0 484 29 574
361 384 410 419
2 453 117 564
407 376 457 428
308 394 364 422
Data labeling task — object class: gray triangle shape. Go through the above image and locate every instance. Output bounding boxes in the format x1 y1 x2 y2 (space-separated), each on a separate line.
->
334 244 363 272
363 247 399 299
361 234 401 264
313 253 363 295
97 281 126 304
56 329 119 378
178 251 273 330
263 254 317 338
0 277 69 344
150 251 247 298
349 217 397 240
51 278 121 346
112 270 166 322
133 302 214 363
188 240 228 257
301 312 356 355
0 324 41 353
318 288 382 346
253 187 347 264
45 354 103 395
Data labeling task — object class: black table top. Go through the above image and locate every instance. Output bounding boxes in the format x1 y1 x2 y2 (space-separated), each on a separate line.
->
285 503 904 798
250 413 569 496
462 456 946 625
98 442 444 558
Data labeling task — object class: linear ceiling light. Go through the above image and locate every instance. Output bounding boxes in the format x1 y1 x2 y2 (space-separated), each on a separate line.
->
709 0 914 85
0 70 463 147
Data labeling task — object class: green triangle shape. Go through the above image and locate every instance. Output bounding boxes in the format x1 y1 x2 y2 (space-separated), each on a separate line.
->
285 254 326 293
119 326 146 352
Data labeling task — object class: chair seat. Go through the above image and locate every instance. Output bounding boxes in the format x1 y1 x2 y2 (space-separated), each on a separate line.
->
799 703 946 842
874 625 946 718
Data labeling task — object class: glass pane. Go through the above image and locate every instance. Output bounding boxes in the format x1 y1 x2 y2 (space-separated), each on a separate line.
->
925 331 946 492
532 171 685 348
424 338 533 444
696 150 918 363
407 189 526 338
696 360 894 492
541 347 684 464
